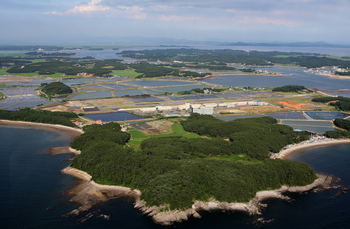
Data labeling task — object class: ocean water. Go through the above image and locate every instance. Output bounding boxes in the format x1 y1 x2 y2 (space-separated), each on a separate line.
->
202 66 350 92
1 126 350 229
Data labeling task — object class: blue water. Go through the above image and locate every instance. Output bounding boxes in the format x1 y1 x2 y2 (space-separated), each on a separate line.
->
202 66 350 91
1 125 350 229
84 112 146 122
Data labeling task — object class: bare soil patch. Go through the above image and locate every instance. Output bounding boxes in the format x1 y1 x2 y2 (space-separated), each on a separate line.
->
135 120 174 135
276 101 307 109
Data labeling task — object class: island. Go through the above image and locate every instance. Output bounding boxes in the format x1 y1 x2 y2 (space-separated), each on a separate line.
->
61 114 345 225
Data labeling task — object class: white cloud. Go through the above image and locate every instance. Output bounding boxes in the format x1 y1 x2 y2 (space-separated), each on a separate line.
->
44 0 110 15
117 6 147 19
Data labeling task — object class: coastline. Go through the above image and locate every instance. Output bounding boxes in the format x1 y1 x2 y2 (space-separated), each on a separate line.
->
61 166 338 226
272 139 350 160
3 119 347 225
0 120 83 138
314 73 350 80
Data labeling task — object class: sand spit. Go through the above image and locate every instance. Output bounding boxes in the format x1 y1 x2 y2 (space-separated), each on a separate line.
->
61 166 338 226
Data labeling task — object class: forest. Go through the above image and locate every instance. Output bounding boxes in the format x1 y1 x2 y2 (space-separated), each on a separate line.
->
121 49 350 68
312 97 350 111
181 114 310 160
3 57 209 78
70 115 317 210
0 109 78 127
325 118 350 138
272 85 311 93
41 82 73 98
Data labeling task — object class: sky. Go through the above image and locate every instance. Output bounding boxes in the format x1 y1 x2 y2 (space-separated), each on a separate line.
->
1 0 350 44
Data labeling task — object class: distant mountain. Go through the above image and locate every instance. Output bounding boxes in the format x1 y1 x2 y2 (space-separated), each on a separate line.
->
221 41 350 48
1 35 349 48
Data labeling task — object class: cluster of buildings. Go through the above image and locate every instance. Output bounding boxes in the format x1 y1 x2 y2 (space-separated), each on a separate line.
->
121 100 269 116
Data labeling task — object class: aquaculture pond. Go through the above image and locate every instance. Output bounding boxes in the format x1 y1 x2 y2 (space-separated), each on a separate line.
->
139 89 162 95
0 87 50 109
128 96 166 103
280 120 337 134
304 111 350 120
155 85 209 93
102 84 134 90
70 91 113 100
122 80 198 87
113 89 149 97
84 112 146 122
267 112 307 120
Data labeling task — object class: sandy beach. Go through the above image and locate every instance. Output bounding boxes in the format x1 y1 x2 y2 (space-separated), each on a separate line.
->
0 120 83 138
273 138 350 160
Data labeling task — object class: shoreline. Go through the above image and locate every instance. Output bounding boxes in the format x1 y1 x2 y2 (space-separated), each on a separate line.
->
3 120 348 225
62 166 338 226
0 120 83 138
272 139 350 160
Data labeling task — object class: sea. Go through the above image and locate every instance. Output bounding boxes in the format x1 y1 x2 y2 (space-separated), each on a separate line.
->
1 125 350 229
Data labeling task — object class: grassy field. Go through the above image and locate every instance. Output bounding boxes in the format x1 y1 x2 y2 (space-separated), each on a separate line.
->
112 69 142 77
127 122 199 149
150 123 199 138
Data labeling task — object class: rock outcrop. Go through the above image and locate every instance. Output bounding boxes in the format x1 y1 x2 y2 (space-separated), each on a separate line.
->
134 173 339 225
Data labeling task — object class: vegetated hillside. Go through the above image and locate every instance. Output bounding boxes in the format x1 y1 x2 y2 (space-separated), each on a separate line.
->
312 96 350 111
70 115 316 210
272 85 311 93
325 118 350 138
70 122 131 150
181 114 310 160
42 82 72 96
121 49 350 68
0 109 78 127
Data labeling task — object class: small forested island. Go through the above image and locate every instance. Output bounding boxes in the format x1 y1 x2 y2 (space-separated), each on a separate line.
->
272 85 312 93
66 114 324 225
40 82 73 99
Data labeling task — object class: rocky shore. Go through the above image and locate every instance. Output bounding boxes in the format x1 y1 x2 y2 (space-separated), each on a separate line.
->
134 173 339 225
61 166 339 226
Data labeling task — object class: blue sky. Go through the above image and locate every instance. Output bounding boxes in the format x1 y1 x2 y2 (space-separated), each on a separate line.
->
1 0 350 44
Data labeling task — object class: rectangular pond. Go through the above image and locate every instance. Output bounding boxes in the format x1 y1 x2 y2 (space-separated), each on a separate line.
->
156 85 209 93
304 112 349 120
113 89 149 97
267 112 307 120
70 91 113 100
280 120 336 134
84 112 146 122
122 80 198 87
